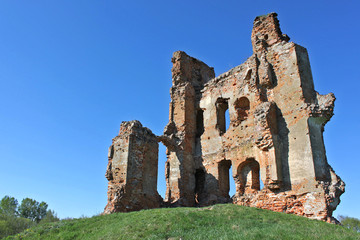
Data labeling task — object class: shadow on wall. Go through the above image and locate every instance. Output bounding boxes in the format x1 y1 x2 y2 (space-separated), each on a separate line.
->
276 106 291 191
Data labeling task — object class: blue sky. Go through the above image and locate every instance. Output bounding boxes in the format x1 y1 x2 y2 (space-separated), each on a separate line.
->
0 1 359 219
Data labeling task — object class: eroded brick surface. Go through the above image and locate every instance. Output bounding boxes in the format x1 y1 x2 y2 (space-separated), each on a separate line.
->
104 13 344 222
104 121 162 213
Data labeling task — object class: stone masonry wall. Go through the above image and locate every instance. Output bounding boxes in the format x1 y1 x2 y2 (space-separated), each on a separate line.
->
104 121 162 213
104 13 344 223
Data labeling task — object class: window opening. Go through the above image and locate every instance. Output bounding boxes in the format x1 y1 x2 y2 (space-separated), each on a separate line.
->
216 98 229 135
244 69 252 80
235 97 250 122
196 109 204 138
225 108 230 133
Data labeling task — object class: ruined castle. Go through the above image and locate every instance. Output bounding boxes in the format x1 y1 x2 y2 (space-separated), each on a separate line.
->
104 13 345 222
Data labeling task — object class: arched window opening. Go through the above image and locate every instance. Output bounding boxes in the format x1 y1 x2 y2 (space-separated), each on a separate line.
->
237 158 260 195
218 160 232 198
216 98 229 135
234 97 250 122
194 169 205 204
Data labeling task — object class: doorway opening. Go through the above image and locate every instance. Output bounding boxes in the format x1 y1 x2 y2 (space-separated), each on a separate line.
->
194 169 205 204
157 142 167 200
237 158 260 195
218 159 232 199
229 165 236 197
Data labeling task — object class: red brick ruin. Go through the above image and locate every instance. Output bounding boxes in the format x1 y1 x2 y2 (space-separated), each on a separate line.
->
104 13 345 223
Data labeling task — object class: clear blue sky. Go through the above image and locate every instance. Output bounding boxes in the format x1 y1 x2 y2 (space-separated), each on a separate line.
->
0 1 359 219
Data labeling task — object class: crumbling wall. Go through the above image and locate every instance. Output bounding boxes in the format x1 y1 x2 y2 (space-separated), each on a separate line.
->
104 13 344 223
104 120 162 213
159 51 215 206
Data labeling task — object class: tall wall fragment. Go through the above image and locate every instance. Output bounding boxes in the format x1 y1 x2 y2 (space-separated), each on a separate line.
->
104 13 344 223
104 120 162 213
159 51 215 206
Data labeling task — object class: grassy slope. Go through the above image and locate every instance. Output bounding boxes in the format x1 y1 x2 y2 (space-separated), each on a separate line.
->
5 204 360 240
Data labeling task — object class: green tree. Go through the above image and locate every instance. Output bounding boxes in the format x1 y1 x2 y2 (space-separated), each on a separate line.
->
339 215 360 233
18 198 48 223
0 196 59 238
40 209 60 224
0 195 18 216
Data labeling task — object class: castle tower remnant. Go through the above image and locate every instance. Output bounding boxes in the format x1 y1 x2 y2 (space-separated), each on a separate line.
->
104 121 162 213
104 13 345 223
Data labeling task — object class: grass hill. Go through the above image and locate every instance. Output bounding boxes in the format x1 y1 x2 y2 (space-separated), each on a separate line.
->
4 204 360 240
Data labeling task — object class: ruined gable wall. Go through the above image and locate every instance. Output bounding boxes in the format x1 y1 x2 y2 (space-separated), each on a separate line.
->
196 13 344 222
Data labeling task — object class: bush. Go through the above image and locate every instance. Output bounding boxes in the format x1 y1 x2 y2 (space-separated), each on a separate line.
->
0 213 34 239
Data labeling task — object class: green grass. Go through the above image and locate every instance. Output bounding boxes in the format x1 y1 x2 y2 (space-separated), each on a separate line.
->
4 204 360 240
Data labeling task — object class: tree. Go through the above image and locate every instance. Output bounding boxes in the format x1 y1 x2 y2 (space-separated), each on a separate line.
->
40 209 60 224
0 196 18 216
339 215 360 233
0 196 58 238
18 198 48 223
0 214 34 239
